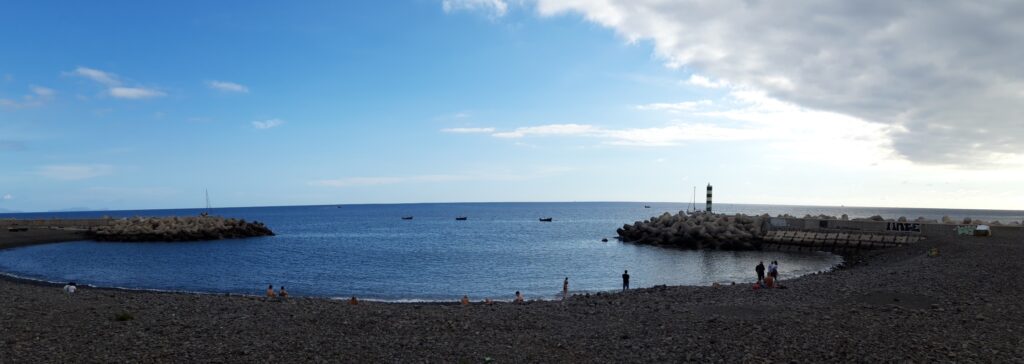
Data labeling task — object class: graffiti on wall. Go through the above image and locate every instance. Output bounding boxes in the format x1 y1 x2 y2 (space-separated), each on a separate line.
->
886 222 921 232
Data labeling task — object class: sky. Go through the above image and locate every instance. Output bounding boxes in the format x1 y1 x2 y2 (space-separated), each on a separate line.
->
1 0 1023 212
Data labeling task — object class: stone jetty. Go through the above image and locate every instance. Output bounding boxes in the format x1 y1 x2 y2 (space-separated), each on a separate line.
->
87 216 274 242
615 211 1024 251
617 212 767 250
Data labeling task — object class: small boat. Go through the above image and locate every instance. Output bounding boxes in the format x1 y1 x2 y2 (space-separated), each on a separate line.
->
401 216 413 220
644 205 651 208
455 216 468 221
539 217 553 222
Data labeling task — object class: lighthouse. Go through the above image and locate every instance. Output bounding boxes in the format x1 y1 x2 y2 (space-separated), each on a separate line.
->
705 184 713 213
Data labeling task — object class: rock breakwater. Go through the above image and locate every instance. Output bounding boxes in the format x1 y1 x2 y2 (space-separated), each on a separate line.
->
88 216 274 242
617 212 767 250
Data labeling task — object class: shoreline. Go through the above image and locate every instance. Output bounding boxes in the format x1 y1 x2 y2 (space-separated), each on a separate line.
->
0 221 850 302
3 228 1022 361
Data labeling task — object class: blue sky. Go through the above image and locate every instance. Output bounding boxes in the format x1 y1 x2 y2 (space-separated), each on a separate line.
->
2 1 1023 212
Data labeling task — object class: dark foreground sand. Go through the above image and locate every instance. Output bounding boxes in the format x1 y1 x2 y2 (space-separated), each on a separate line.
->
1 228 1022 363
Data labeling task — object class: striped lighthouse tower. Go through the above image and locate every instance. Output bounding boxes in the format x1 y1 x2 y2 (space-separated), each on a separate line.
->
705 184 713 213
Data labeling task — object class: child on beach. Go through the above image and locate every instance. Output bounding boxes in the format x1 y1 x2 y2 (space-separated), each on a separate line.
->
266 284 276 298
514 291 524 303
461 295 470 305
63 282 77 296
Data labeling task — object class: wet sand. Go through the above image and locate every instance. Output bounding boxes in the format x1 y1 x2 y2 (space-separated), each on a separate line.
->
1 228 1022 362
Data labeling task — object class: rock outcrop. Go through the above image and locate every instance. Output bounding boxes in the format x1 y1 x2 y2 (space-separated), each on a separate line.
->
88 216 274 242
616 212 767 250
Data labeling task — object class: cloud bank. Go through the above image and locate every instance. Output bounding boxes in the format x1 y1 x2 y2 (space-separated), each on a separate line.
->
531 0 1024 165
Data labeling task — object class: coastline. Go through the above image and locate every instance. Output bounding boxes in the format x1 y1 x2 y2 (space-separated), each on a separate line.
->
0 228 90 251
2 227 1022 361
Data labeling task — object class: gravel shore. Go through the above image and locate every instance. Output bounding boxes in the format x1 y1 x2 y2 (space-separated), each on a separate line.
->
2 228 1022 362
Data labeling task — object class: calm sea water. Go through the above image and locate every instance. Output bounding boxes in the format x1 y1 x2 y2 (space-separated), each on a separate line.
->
1 202 1019 301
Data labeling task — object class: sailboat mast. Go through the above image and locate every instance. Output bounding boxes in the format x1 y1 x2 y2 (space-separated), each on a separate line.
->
690 186 696 212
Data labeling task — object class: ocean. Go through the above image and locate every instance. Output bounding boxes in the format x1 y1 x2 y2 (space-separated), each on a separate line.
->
0 202 1019 301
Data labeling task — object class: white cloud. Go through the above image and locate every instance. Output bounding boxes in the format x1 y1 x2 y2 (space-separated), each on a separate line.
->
67 66 167 100
534 1 1024 165
686 74 728 89
441 127 496 133
457 89 895 166
251 119 284 129
207 80 249 93
492 123 599 138
310 168 572 188
635 100 712 112
30 85 55 97
36 164 114 180
2 194 12 200
0 85 55 109
109 87 165 99
483 122 759 146
442 0 509 17
68 67 120 86
310 175 469 187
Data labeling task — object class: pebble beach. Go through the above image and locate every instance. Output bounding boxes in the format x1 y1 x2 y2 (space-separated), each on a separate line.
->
1 227 1022 362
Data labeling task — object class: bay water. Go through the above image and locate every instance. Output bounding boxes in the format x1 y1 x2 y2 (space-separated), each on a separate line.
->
0 202 1018 301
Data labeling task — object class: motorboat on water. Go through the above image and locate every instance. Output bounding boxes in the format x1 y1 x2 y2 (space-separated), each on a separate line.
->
455 216 468 221
539 217 553 222
401 216 413 220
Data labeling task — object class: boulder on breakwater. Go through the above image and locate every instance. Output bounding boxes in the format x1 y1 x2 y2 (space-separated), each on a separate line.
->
88 216 274 242
617 212 767 250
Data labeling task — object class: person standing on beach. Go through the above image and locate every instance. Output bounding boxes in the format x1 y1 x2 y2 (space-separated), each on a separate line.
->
770 260 780 283
63 282 77 297
755 261 765 283
622 270 630 291
563 277 569 300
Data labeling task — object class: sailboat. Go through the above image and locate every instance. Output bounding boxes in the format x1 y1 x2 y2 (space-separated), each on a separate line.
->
688 186 696 214
201 189 211 217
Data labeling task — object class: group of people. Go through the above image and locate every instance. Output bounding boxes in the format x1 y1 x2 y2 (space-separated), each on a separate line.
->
465 271 630 305
265 284 288 298
261 270 634 304
754 260 781 288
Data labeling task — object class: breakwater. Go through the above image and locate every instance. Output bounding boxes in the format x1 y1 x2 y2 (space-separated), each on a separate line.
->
617 212 767 250
87 216 274 242
615 211 952 251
